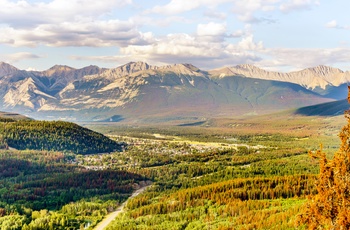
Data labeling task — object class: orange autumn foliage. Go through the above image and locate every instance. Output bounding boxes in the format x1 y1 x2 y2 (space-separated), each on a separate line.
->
298 88 350 229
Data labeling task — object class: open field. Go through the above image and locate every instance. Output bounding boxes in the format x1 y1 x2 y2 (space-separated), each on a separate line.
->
84 111 344 154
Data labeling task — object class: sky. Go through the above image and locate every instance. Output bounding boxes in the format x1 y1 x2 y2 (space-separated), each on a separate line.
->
0 0 349 72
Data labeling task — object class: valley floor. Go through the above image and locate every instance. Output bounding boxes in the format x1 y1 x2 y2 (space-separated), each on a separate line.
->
0 113 343 229
81 115 342 229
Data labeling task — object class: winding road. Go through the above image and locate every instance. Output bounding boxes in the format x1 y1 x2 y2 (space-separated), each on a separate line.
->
94 185 151 230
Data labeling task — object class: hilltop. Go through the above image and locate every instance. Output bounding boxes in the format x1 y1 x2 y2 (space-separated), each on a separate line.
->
0 111 32 121
0 118 122 154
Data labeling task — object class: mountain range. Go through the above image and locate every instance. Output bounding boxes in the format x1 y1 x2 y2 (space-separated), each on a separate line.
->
0 61 348 122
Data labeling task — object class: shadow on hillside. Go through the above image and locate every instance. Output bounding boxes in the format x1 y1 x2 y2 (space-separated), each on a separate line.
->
177 121 206 127
294 99 348 116
98 115 125 122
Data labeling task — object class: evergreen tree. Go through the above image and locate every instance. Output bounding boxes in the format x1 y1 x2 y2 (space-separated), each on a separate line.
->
298 87 350 229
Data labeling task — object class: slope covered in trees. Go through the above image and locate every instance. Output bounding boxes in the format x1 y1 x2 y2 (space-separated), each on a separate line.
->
0 111 343 229
71 126 330 229
0 150 147 229
0 120 122 154
297 87 350 229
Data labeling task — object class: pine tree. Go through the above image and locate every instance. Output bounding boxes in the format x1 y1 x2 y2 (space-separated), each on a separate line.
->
298 87 350 229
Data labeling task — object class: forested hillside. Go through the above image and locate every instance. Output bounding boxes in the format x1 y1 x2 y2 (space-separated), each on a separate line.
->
0 150 147 229
0 112 343 229
75 124 335 229
0 120 122 154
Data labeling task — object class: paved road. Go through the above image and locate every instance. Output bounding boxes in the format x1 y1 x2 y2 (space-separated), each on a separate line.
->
93 185 150 230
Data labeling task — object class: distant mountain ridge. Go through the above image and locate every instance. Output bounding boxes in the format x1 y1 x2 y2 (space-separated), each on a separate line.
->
210 64 349 90
0 61 346 121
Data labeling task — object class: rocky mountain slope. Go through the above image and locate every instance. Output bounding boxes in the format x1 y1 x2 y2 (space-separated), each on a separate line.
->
210 64 350 99
0 61 345 121
0 62 18 76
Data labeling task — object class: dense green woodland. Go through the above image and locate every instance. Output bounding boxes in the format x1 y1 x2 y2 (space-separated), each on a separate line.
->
0 150 147 229
0 120 122 154
0 118 341 229
80 128 330 229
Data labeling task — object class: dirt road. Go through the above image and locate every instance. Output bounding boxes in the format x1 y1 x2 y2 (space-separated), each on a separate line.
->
93 185 150 230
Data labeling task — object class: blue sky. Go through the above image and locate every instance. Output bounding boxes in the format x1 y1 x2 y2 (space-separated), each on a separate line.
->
0 0 349 72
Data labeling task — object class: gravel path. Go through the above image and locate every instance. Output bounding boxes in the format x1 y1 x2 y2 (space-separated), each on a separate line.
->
93 185 151 230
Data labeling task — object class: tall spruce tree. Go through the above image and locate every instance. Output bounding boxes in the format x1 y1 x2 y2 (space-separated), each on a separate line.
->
298 86 350 229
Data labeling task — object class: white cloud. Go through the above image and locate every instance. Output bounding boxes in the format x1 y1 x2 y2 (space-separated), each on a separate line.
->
148 0 230 15
325 20 338 28
325 20 350 30
259 47 350 71
71 32 264 69
0 0 132 28
0 0 324 50
196 22 227 42
0 0 344 72
0 0 141 47
237 35 264 50
197 22 226 37
280 0 319 13
148 0 319 24
204 11 227 20
1 52 42 64
0 18 151 47
25 67 38 71
148 0 280 24
231 0 279 23
71 46 350 72
70 54 137 66
116 33 264 68
131 14 192 28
